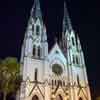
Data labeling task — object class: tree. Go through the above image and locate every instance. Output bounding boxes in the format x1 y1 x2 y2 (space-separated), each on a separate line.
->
0 57 22 100
96 96 100 100
0 58 4 100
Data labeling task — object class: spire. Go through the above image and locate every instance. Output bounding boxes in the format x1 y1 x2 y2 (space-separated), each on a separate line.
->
31 0 42 20
63 1 72 33
60 1 72 56
41 25 47 42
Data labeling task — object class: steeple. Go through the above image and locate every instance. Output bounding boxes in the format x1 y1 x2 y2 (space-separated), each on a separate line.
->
31 0 42 20
60 1 72 56
21 0 48 59
63 1 72 33
19 1 92 100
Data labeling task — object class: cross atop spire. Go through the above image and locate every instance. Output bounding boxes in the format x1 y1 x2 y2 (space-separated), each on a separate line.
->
31 0 42 20
63 1 72 33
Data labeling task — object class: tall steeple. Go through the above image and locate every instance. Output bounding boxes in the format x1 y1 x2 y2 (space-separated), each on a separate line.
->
60 1 72 56
31 0 42 20
20 0 48 60
63 1 72 33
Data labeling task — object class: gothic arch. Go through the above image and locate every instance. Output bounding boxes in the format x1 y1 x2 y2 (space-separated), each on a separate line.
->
79 97 83 100
56 94 63 100
36 25 40 35
32 95 39 100
72 37 75 45
31 92 43 100
37 46 41 57
33 45 36 56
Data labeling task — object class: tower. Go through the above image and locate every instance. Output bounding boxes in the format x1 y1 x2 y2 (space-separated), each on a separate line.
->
19 0 91 100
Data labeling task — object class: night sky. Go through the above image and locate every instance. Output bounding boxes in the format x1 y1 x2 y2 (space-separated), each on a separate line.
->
0 0 100 99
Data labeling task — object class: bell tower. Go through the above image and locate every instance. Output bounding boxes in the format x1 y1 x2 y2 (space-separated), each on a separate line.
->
31 0 48 59
20 0 48 68
19 0 48 100
61 1 91 100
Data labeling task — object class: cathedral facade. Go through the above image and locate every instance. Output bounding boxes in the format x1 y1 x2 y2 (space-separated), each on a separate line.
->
18 0 91 100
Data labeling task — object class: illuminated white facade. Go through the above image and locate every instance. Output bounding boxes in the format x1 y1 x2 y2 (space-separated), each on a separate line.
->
18 0 91 100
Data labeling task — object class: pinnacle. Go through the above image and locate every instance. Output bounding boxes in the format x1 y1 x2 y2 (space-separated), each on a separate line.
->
31 0 42 20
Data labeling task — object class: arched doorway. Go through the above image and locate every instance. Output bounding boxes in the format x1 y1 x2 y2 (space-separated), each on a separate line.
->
56 95 63 100
32 95 39 100
79 97 83 100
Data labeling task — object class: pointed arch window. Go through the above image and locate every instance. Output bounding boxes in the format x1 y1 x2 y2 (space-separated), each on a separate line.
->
72 37 75 46
34 68 38 81
73 55 75 64
77 75 80 85
55 80 57 85
52 80 54 86
36 25 40 35
32 25 34 32
79 97 83 100
63 81 65 86
38 46 41 57
56 95 63 100
76 56 79 64
33 45 36 56
58 80 62 86
32 95 39 100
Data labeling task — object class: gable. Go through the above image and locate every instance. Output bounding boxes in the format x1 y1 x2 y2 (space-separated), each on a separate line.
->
47 42 67 66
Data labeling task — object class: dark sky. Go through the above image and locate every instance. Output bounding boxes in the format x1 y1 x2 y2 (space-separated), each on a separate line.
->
0 0 100 99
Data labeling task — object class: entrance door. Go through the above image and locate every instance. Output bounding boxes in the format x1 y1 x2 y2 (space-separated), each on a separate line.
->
32 95 39 100
56 95 63 100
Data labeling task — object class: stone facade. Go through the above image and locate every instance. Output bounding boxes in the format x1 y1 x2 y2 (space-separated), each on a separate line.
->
18 0 91 100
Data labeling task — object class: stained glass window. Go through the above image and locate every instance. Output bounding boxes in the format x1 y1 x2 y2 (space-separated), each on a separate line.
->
34 68 38 81
36 25 40 35
76 56 79 64
38 46 40 57
72 37 75 45
33 45 36 56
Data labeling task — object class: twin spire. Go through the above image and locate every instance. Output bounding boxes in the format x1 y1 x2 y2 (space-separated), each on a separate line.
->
31 0 72 32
